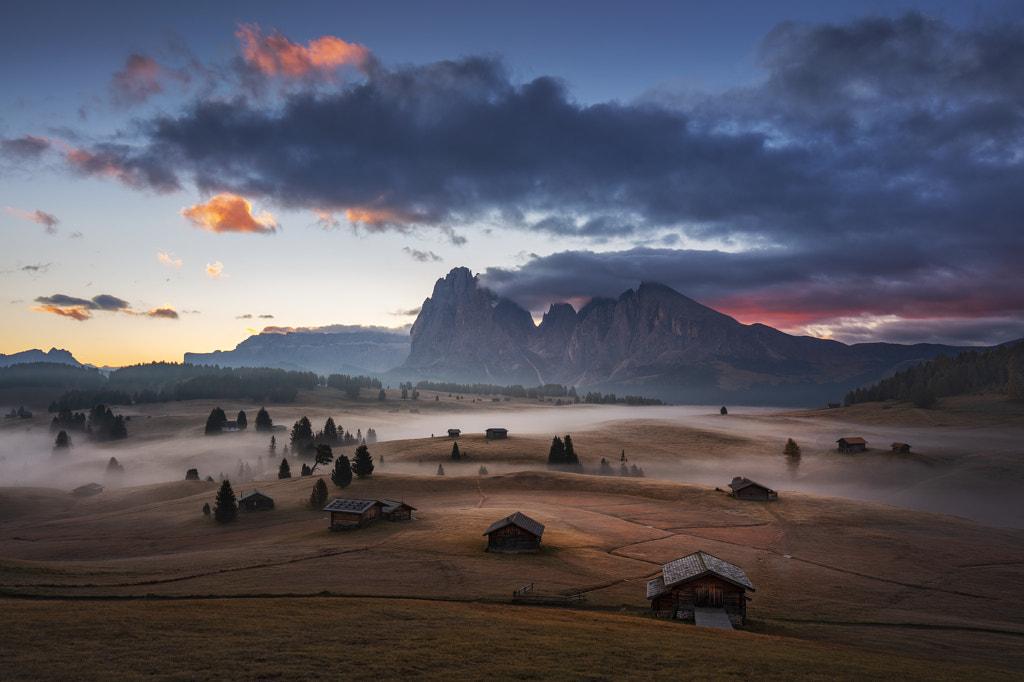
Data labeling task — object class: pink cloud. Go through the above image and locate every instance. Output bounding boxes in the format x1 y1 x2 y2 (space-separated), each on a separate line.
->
6 207 59 234
236 23 371 79
109 54 188 105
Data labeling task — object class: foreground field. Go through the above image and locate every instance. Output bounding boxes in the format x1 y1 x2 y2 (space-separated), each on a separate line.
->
2 597 1013 681
1 471 1022 678
1 394 1022 678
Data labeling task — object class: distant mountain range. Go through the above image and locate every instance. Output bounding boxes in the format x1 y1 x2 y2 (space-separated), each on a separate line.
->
184 327 410 377
395 267 984 405
8 268 1001 405
0 348 81 368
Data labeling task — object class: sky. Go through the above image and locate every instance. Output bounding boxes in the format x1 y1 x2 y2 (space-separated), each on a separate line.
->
2 0 1023 367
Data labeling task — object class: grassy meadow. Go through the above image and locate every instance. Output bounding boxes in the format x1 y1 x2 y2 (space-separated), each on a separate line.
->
1 388 1023 679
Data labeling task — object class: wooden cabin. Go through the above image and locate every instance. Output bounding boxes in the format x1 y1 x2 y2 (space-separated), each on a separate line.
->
237 490 274 512
837 437 867 453
447 429 461 438
727 477 778 501
827 402 841 409
891 442 911 453
647 550 755 626
381 499 416 522
485 428 508 440
322 498 384 530
483 511 544 553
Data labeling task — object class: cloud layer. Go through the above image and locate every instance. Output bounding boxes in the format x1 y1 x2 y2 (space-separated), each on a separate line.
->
31 294 178 321
8 13 1024 345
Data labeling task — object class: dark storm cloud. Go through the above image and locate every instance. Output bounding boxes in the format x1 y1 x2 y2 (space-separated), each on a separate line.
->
36 14 1024 344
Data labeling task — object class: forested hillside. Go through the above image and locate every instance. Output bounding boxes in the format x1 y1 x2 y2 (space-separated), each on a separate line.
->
844 341 1024 407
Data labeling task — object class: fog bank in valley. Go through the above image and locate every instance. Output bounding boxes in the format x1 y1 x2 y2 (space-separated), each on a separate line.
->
1 404 1020 528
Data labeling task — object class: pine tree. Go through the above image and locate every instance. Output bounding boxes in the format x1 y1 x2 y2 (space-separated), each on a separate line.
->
236 410 247 430
378 388 386 401
437 463 445 476
205 407 227 435
106 457 123 474
290 416 315 457
269 436 277 457
599 458 613 475
352 444 374 479
53 429 71 452
254 407 273 432
451 442 461 461
547 436 565 466
309 478 329 509
278 457 291 479
478 465 489 475
331 455 352 488
213 479 237 523
312 443 333 474
202 502 211 516
300 463 312 476
783 438 802 479
563 434 580 468
185 468 200 481
322 417 340 445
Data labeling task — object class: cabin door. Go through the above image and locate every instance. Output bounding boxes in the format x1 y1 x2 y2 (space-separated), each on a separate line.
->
694 585 723 608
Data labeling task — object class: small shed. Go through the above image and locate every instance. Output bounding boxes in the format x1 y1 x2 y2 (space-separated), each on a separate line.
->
485 428 508 440
237 490 274 512
447 429 461 438
727 477 778 501
891 442 911 453
323 498 384 530
647 550 755 625
381 499 416 522
71 482 104 497
837 437 867 453
483 511 544 553
827 402 841 409
220 421 239 432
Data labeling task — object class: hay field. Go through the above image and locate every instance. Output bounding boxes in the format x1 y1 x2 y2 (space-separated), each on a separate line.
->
1 392 1023 678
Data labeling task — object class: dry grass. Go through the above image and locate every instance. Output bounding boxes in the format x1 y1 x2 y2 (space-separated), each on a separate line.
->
0 597 1014 681
1 393 1023 677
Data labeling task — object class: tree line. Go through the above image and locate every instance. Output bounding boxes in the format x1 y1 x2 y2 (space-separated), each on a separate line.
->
844 341 1024 408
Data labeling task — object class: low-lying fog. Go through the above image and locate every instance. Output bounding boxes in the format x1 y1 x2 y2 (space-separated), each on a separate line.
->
2 405 1021 529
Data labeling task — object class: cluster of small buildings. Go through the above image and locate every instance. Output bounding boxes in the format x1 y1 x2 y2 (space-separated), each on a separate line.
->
322 498 417 529
837 437 913 453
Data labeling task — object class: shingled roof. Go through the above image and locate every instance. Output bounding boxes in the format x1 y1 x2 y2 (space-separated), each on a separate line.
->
482 511 545 538
381 499 416 513
322 498 382 514
648 550 755 598
727 477 774 493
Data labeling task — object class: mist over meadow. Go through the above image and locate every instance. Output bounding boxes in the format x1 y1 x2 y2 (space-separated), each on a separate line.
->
2 403 1019 528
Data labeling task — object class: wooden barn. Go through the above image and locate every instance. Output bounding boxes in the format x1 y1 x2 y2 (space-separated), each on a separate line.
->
483 511 544 553
727 477 778 501
647 550 755 626
447 429 461 438
322 498 384 530
891 442 912 453
381 499 416 522
837 437 868 453
485 427 508 440
237 490 274 512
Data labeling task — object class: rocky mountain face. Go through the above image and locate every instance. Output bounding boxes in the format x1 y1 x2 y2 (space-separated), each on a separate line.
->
185 328 410 377
400 268 977 405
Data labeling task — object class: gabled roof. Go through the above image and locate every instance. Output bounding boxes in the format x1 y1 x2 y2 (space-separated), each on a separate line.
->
381 499 417 513
728 476 775 493
71 482 104 495
837 437 867 444
483 511 544 538
322 498 382 514
238 490 273 501
646 576 667 600
653 551 754 596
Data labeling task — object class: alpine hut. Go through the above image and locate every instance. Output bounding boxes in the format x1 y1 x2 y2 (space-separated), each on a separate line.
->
483 511 544 553
837 437 868 453
647 550 755 625
322 498 384 530
237 490 274 512
727 477 778 501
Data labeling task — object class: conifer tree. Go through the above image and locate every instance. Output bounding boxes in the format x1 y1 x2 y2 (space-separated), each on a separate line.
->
254 407 273 432
783 438 802 478
437 463 445 476
278 457 291 479
331 455 352 489
478 465 489 475
547 436 565 466
213 479 237 523
300 463 312 476
309 478 329 509
352 444 374 479
269 436 277 457
185 468 200 481
290 416 315 457
202 502 211 516
236 410 247 430
312 443 334 474
53 429 71 452
205 407 227 435
451 442 461 461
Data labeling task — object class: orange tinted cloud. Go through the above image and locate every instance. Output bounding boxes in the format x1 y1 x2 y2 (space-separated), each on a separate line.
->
6 207 59 234
313 209 339 229
147 306 179 319
237 23 370 78
30 304 92 321
61 143 134 184
157 251 182 270
181 193 276 234
345 207 408 228
206 261 227 279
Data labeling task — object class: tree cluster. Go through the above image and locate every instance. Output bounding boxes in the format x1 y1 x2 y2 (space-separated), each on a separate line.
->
86 404 128 442
326 373 382 399
547 434 583 472
843 342 1024 408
